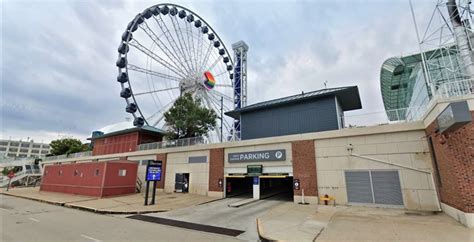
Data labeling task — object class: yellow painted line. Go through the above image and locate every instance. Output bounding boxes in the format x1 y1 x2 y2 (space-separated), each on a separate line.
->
225 175 245 178
259 175 287 178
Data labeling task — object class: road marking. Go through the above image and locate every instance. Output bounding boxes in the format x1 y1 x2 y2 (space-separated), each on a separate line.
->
80 234 101 242
28 218 40 223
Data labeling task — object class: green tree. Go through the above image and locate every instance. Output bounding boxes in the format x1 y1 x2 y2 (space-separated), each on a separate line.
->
2 167 20 175
164 93 217 139
2 167 11 176
49 138 91 156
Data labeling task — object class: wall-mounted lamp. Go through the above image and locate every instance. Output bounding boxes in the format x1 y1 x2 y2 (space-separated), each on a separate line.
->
346 143 353 153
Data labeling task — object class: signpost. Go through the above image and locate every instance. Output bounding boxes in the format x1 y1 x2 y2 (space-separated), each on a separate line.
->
6 171 15 192
144 160 162 206
293 179 300 190
253 176 259 185
146 165 162 181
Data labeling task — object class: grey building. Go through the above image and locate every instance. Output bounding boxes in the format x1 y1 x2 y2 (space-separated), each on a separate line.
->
225 86 362 140
0 139 51 158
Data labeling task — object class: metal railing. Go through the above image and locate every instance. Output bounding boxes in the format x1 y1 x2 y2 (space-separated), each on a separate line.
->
43 151 92 161
344 79 473 128
0 155 45 164
435 79 474 99
342 105 426 128
25 166 42 175
0 170 26 187
138 136 210 151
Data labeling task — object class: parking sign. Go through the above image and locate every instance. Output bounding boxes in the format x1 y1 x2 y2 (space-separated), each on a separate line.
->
146 164 162 181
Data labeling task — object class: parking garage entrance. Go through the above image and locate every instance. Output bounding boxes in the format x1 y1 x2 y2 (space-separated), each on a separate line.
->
225 175 293 201
225 176 253 198
260 176 293 201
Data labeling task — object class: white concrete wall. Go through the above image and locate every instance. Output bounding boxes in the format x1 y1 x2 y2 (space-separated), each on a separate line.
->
165 150 210 196
315 130 440 211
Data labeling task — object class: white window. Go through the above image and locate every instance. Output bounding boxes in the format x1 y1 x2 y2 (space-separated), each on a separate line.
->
118 169 127 176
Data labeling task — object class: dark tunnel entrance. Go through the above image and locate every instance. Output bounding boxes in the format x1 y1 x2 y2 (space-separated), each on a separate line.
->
225 176 253 198
259 176 293 201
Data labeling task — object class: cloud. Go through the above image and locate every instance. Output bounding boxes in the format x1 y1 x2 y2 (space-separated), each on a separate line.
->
2 0 435 142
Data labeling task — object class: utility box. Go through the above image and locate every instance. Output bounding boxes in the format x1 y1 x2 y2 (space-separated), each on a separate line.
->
437 101 472 133
40 160 138 197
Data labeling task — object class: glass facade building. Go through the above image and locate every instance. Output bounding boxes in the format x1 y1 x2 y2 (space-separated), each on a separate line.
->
380 47 467 120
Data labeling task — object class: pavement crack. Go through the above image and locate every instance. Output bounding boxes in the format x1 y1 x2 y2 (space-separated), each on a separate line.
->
312 227 325 241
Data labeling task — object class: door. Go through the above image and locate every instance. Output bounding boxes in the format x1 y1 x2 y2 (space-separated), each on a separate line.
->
175 173 184 192
345 171 373 204
174 173 189 193
183 173 189 193
345 170 403 206
371 171 403 205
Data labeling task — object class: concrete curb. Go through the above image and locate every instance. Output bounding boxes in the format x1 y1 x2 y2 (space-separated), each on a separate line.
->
1 192 66 207
256 218 279 242
197 197 226 205
1 192 168 215
64 203 169 215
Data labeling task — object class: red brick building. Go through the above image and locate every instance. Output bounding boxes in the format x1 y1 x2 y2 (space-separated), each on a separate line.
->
90 126 165 156
426 110 474 217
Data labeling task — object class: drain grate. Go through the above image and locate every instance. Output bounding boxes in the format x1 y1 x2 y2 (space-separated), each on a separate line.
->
127 215 245 237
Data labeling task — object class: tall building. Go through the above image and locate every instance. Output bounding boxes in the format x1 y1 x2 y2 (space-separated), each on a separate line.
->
381 0 474 121
380 46 469 121
0 139 51 158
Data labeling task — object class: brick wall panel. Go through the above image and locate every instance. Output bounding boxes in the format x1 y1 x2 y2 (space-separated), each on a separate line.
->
292 140 318 196
156 153 167 189
426 111 474 213
209 148 224 192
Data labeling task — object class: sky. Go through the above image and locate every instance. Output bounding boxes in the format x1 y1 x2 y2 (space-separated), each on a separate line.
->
1 0 435 143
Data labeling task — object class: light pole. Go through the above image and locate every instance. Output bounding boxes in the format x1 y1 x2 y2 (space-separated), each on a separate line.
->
220 96 223 142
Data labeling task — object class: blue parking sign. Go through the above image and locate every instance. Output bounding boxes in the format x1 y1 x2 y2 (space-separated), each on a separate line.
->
146 164 162 181
253 176 259 185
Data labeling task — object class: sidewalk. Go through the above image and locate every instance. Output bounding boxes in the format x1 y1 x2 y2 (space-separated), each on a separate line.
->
0 187 220 214
257 202 340 241
0 187 96 205
257 203 474 242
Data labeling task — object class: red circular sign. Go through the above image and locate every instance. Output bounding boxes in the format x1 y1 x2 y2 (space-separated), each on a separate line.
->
7 172 15 179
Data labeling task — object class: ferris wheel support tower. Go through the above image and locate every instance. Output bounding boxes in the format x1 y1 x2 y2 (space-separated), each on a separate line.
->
447 0 474 78
232 41 248 140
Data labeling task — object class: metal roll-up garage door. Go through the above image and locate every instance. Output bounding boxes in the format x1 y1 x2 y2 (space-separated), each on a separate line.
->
345 171 373 204
371 171 403 205
345 170 403 206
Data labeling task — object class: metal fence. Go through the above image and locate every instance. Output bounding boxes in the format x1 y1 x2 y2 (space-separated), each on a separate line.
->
43 151 92 161
342 104 429 128
137 136 209 151
435 79 474 99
